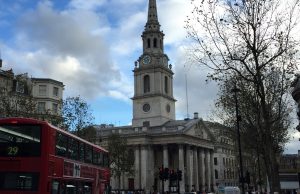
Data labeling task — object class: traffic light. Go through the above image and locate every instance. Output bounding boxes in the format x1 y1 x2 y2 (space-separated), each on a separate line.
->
177 170 182 181
164 168 169 180
159 167 163 180
245 171 250 184
170 169 175 180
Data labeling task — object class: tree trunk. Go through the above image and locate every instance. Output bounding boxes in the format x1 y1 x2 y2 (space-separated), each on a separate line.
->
263 134 281 194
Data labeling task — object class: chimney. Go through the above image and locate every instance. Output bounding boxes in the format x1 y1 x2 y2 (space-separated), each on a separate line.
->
194 112 199 119
0 58 2 68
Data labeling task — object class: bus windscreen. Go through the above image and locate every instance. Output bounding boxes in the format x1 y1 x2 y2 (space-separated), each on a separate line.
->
0 124 41 157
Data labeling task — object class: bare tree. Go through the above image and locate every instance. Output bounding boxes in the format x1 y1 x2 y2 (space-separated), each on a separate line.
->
185 0 300 192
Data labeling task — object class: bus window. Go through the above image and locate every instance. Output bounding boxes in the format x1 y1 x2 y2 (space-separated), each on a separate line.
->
65 182 76 194
99 152 104 166
103 153 109 167
56 133 68 157
83 182 92 194
85 145 92 163
0 172 39 191
79 142 84 162
0 124 41 157
93 150 104 166
51 180 59 194
68 138 79 160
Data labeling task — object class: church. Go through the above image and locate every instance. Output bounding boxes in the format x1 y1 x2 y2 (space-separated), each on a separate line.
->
96 0 238 193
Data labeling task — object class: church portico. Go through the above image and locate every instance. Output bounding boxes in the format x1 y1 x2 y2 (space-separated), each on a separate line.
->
129 142 215 193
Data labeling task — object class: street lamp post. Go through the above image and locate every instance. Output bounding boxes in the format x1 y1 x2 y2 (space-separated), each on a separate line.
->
232 85 245 194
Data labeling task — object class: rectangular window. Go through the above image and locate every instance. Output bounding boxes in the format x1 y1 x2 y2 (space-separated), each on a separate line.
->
39 85 46 96
0 124 41 157
93 150 100 166
85 145 93 163
0 172 39 191
79 142 84 162
68 138 78 160
103 153 109 167
53 87 59 97
55 133 68 157
214 157 218 165
52 103 58 114
37 102 46 113
16 82 25 93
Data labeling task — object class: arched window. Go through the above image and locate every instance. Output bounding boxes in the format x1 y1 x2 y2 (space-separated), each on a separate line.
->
144 75 150 93
147 38 151 48
154 38 157 48
164 76 168 94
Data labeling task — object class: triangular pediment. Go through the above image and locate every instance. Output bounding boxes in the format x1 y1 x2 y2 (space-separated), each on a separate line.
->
184 119 215 141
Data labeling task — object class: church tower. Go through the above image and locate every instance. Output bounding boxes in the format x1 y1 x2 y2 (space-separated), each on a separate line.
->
132 0 176 127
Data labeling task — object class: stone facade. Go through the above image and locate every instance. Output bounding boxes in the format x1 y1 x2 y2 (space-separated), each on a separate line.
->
0 64 64 122
96 117 217 193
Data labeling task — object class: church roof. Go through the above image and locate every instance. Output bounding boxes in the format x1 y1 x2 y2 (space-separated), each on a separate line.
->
95 118 216 139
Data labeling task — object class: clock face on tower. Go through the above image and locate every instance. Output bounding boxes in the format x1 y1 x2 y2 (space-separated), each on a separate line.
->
142 55 151 65
143 103 151 112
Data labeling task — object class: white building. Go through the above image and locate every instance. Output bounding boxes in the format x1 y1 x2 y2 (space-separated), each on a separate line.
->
31 78 64 115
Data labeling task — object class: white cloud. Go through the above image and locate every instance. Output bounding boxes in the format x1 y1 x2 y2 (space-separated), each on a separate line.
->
158 0 193 45
69 0 107 10
111 11 146 56
6 1 123 99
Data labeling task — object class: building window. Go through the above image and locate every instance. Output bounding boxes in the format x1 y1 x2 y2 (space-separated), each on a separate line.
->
143 121 150 127
52 103 58 114
37 102 46 113
53 87 59 97
214 157 218 165
147 38 151 48
144 75 150 93
215 170 219 179
39 85 46 96
164 76 168 94
154 38 157 48
16 82 25 93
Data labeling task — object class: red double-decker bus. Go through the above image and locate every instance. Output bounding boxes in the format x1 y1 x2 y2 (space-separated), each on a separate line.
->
0 117 110 194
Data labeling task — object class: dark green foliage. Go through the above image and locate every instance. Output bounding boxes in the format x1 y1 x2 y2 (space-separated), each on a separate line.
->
107 133 134 187
62 96 94 133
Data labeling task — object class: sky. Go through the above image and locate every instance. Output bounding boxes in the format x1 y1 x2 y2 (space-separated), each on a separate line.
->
0 0 298 153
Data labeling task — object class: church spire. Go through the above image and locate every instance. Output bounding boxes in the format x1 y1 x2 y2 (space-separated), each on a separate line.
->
145 0 160 31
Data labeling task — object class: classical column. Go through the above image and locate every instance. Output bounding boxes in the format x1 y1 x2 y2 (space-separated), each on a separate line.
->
205 149 211 192
148 145 155 193
178 144 185 193
210 150 216 192
186 145 193 192
163 145 169 192
194 147 199 192
141 145 148 191
199 148 205 192
135 146 141 190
